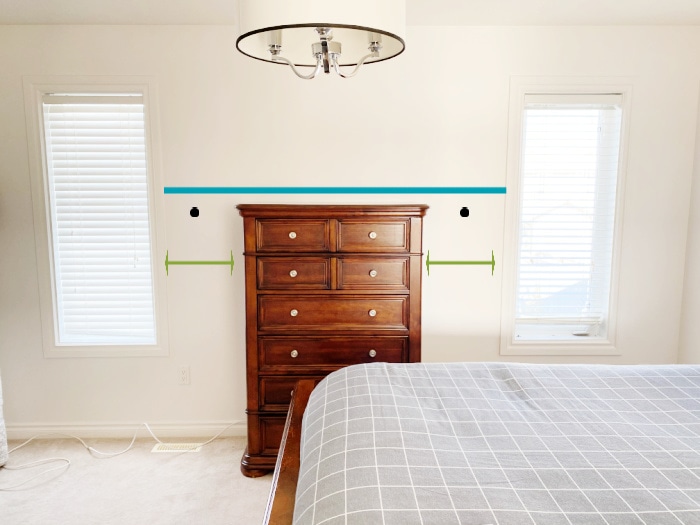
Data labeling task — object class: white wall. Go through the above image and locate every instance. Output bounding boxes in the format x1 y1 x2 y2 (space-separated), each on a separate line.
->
680 85 700 363
1 25 699 437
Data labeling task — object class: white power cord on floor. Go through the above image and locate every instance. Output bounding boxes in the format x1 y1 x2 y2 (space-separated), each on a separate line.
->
0 422 236 491
0 456 71 491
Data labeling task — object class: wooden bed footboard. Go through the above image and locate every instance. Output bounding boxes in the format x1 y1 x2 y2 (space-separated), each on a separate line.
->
262 379 315 525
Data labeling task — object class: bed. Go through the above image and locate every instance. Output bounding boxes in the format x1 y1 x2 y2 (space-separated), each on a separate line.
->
264 362 700 525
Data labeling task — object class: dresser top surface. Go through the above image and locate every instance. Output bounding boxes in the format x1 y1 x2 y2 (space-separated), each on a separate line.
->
237 204 428 218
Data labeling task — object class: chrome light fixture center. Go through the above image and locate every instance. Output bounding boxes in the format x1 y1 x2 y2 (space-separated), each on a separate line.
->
236 0 406 79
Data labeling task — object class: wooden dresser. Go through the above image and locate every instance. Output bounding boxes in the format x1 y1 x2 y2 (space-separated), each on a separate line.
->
237 204 428 477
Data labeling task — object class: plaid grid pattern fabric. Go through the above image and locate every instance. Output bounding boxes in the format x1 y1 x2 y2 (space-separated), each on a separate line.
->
293 362 700 525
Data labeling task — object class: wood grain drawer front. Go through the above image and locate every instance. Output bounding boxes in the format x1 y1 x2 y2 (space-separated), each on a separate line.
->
338 257 408 290
338 220 409 252
258 296 408 331
260 337 407 369
256 219 330 252
257 257 330 289
259 376 325 410
260 377 297 409
259 416 286 454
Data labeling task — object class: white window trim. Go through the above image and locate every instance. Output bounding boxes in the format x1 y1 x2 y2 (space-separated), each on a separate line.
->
23 76 169 358
500 77 632 357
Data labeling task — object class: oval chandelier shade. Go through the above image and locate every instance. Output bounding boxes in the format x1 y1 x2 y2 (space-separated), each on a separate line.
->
236 0 406 78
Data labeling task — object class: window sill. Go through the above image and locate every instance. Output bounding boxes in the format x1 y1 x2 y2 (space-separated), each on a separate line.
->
43 344 169 359
500 340 621 357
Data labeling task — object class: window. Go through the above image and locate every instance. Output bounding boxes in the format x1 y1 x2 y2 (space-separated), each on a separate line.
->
25 79 168 357
501 87 628 355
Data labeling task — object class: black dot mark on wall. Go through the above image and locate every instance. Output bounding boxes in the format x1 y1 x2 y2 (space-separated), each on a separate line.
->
460 207 470 218
190 207 200 218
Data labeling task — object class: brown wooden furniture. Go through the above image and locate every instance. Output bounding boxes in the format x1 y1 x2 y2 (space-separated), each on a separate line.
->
262 379 315 525
237 204 428 477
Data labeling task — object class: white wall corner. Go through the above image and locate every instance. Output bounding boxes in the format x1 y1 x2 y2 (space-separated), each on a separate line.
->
678 82 700 364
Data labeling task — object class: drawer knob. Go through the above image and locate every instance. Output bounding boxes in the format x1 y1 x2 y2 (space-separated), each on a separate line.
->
368 231 377 239
368 349 377 358
290 309 299 317
288 231 297 239
368 309 377 317
289 269 298 278
290 349 299 358
369 269 378 278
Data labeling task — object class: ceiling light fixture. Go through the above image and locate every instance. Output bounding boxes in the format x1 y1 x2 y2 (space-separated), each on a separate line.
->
236 0 406 79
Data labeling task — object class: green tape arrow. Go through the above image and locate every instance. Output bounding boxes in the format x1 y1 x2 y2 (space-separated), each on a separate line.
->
165 250 234 276
426 250 495 276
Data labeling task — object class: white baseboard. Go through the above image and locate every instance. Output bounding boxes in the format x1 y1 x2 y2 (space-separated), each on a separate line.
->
6 420 247 441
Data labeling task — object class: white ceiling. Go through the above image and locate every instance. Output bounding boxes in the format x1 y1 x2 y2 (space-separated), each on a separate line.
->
0 0 699 26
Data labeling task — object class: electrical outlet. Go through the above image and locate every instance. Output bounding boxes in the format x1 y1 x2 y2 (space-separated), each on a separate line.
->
178 366 191 385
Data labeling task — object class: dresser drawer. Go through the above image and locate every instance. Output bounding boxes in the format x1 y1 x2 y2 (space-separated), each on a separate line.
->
338 220 409 252
256 219 330 252
260 337 407 370
259 415 286 455
258 296 408 331
259 376 325 410
257 257 330 289
338 257 408 290
259 377 298 410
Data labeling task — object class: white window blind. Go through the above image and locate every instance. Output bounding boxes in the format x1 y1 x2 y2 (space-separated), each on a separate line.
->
42 94 156 345
514 94 623 341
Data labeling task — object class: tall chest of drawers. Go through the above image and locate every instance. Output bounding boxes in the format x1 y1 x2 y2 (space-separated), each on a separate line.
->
237 204 428 477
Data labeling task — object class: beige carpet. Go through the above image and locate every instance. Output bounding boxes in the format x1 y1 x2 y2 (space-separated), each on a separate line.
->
0 436 272 525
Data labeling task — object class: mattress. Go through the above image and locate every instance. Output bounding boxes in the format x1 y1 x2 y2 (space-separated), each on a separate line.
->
294 362 700 525
0 370 7 466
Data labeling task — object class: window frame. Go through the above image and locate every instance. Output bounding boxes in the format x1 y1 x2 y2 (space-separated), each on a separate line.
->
500 77 631 356
24 76 169 358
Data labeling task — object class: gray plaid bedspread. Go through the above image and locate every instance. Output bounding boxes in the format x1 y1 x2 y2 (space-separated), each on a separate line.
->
293 362 700 525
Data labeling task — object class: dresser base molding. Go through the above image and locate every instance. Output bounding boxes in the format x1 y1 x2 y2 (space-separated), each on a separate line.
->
241 447 278 478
